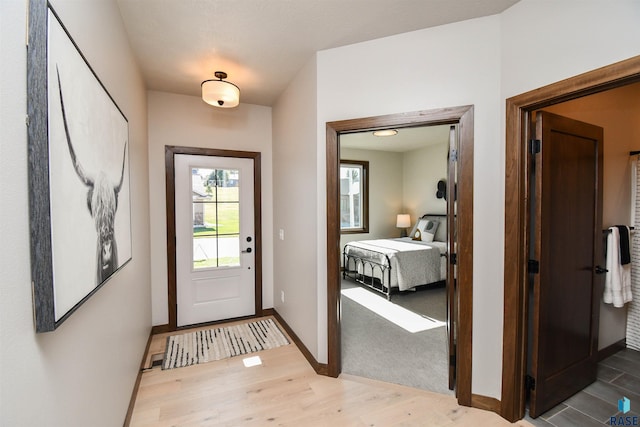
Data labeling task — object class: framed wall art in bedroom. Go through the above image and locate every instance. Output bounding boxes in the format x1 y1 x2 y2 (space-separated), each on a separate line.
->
27 0 132 332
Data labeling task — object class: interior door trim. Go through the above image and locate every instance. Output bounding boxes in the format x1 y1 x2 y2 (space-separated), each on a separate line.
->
165 146 262 331
501 55 640 422
326 105 474 406
447 124 458 391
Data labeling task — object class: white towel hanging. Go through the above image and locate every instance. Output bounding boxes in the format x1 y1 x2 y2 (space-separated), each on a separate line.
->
604 226 633 307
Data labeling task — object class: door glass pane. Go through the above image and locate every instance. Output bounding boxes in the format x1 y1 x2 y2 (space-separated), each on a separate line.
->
217 202 240 234
191 167 241 269
193 235 218 269
193 202 217 236
218 235 240 267
216 169 239 201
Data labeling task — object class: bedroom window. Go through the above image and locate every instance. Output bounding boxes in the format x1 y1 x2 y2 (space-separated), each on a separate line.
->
340 160 369 234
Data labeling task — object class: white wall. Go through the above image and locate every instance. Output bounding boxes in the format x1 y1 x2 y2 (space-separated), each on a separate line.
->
339 148 404 250
272 57 320 357
316 16 503 395
0 0 151 425
501 0 640 100
147 91 273 325
403 142 449 220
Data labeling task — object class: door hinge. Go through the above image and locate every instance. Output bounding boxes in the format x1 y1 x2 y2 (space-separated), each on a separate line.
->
530 139 541 154
450 253 457 265
450 149 458 162
525 375 536 391
528 259 540 274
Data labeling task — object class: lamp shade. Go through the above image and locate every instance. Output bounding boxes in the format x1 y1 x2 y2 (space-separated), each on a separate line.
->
201 71 240 108
396 214 411 228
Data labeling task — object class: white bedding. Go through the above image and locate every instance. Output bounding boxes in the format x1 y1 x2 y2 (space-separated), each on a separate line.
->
344 237 446 291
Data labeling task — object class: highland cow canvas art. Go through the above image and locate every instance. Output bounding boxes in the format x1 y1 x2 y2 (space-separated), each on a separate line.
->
27 2 131 331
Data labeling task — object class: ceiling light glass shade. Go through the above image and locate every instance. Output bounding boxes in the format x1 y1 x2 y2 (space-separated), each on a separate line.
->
201 72 240 108
373 129 398 137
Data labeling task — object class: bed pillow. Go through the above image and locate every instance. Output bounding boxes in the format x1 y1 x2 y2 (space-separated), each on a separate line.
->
421 219 439 242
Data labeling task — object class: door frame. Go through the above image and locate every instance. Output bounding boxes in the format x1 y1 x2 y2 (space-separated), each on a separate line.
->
501 55 640 422
326 105 474 406
165 146 262 331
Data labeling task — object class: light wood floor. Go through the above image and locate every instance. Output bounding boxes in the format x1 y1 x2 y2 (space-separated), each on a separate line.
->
129 316 533 426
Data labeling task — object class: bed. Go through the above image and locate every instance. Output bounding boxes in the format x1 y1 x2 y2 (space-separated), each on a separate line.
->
342 214 447 300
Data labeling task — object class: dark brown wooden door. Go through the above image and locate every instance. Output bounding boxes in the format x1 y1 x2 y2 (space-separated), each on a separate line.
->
447 125 458 391
528 111 604 417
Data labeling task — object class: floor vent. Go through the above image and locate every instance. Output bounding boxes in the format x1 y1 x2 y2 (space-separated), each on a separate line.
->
151 353 164 368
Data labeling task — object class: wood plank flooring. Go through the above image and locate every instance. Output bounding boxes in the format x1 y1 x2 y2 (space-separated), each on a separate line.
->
129 316 533 426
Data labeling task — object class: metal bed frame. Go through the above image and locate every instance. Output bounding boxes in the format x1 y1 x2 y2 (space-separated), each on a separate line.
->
342 247 394 300
342 243 447 301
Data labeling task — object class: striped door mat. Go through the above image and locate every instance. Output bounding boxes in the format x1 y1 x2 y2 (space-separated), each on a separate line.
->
162 318 290 370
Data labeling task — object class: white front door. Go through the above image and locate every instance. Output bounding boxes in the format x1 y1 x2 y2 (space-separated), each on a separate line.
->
174 154 255 327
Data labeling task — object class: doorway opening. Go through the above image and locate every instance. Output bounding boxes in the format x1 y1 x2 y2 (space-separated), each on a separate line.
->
326 106 474 406
165 146 263 331
502 55 640 422
339 124 453 395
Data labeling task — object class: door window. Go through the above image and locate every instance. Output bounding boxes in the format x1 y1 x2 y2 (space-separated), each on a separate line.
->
191 167 241 269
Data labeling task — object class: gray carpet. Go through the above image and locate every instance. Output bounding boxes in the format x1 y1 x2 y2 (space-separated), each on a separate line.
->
341 280 454 395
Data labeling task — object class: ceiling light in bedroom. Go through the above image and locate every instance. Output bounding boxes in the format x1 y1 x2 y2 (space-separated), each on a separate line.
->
201 71 240 108
372 129 398 137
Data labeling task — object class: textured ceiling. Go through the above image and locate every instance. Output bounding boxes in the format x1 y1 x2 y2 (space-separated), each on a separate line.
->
117 0 519 106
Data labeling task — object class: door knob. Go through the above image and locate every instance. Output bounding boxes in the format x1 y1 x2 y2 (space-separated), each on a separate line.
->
242 248 252 253
595 265 608 274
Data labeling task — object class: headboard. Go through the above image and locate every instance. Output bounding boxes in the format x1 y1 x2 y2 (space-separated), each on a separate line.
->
409 213 447 242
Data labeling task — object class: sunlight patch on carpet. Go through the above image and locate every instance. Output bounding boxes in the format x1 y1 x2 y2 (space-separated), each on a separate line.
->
341 287 446 333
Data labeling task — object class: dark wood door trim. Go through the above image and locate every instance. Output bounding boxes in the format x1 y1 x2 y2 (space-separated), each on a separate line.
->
447 125 458 391
165 146 263 331
501 55 640 422
326 105 474 406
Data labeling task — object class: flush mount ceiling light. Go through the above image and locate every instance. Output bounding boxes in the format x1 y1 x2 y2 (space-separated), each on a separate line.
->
201 71 240 108
372 129 398 137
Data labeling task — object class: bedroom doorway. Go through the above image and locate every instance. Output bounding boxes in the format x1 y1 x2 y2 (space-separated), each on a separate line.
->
339 125 452 395
326 106 474 406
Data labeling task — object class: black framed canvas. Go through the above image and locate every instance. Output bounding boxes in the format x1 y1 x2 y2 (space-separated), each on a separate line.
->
27 0 132 332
